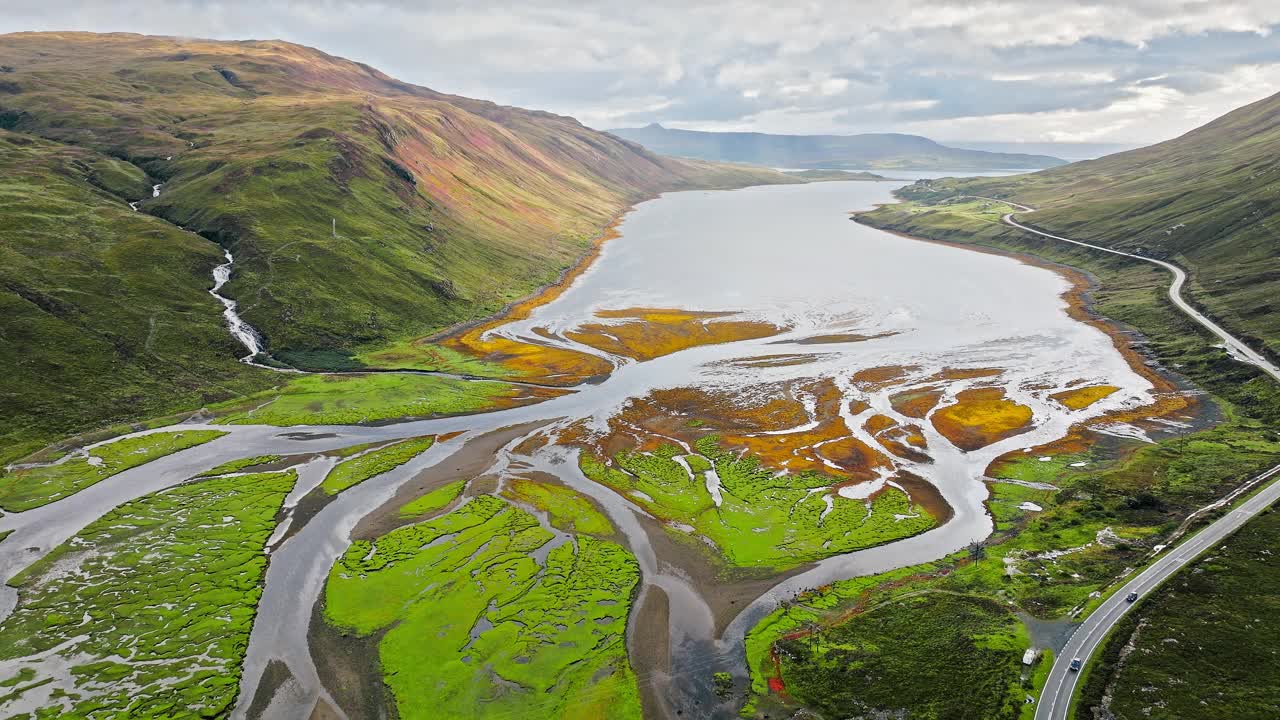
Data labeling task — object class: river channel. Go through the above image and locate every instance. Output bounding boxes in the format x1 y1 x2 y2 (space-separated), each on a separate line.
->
0 178 1158 719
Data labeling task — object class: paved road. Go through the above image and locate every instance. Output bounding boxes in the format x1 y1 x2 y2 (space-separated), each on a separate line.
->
1034 463 1280 720
973 197 1280 719
994 204 1280 383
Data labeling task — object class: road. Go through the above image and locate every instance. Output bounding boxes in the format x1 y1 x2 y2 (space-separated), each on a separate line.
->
992 204 1280 383
1034 463 1280 720
975 197 1280 719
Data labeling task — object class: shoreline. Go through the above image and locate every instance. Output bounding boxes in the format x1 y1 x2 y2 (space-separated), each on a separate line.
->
428 207 633 345
852 215 1204 441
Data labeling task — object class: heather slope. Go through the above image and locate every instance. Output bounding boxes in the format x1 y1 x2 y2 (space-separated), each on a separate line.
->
0 32 793 360
0 32 791 459
875 90 1280 357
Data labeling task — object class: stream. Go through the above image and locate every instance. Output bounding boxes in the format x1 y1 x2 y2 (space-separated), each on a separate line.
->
210 249 267 362
0 178 1163 718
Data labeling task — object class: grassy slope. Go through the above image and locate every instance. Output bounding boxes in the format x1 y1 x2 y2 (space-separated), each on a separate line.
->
0 129 273 461
1076 506 1280 720
884 90 1280 358
0 32 794 461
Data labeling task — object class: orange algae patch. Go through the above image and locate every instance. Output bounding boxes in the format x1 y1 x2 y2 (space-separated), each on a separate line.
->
986 388 1195 474
563 384 812 460
863 414 930 462
1051 384 1119 410
574 380 893 482
889 389 943 419
713 381 891 480
443 331 613 386
565 308 785 362
926 367 1003 382
424 220 627 385
930 387 1034 451
851 365 918 390
864 414 897 435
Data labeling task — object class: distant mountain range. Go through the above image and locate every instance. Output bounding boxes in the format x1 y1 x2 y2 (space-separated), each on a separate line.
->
946 141 1144 162
608 123 1067 171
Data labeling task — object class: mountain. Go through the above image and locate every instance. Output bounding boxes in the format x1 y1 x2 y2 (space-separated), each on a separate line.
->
607 123 1066 171
0 32 795 460
885 90 1280 359
945 141 1145 161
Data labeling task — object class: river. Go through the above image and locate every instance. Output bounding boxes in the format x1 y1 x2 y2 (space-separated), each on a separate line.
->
0 178 1157 719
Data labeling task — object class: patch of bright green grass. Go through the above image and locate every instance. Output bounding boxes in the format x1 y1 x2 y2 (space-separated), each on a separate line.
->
325 495 642 719
580 437 936 571
213 372 521 425
357 339 511 376
0 429 226 511
320 436 434 495
397 478 466 518
502 477 614 536
195 454 282 477
0 470 295 717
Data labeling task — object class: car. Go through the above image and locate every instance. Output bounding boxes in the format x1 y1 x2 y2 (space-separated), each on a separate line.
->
1126 591 1140 602
1069 658 1083 672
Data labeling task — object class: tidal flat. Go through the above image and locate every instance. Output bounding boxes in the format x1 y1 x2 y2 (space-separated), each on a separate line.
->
0 429 226 511
0 180 1210 720
0 470 295 717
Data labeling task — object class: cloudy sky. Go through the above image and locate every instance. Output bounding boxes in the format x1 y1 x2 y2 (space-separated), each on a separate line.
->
4 1 1280 145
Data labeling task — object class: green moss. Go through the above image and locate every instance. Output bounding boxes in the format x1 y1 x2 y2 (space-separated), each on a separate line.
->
212 372 522 426
582 438 937 571
683 453 712 473
0 470 295 717
0 429 226 511
502 477 614 536
357 338 511 376
397 479 467 518
320 436 434 495
325 495 642 719
195 454 282 477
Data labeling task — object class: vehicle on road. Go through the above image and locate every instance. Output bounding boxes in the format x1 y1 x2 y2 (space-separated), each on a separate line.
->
1069 658 1082 672
1126 591 1139 602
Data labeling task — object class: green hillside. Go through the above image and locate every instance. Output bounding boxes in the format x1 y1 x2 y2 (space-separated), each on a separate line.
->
872 90 1280 358
0 32 793 461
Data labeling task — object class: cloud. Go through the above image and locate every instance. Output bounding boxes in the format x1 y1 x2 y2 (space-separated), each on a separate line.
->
2 0 1279 143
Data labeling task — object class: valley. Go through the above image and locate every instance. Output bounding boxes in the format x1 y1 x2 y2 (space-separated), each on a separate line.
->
1 27 1279 720
0 177 1221 719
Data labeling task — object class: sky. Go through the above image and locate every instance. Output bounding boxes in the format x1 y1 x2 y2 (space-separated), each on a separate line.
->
4 1 1280 145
